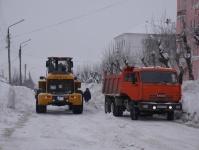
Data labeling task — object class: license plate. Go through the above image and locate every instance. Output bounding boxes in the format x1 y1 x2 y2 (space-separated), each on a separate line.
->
57 96 64 101
157 105 167 109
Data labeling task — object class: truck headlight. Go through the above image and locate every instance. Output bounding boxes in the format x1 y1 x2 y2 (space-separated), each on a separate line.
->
169 106 172 109
153 106 156 110
50 85 56 90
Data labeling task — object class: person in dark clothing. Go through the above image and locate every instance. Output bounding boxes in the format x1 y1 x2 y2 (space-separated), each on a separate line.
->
83 88 91 102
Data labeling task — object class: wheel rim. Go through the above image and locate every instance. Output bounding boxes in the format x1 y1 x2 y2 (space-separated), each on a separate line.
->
111 103 114 113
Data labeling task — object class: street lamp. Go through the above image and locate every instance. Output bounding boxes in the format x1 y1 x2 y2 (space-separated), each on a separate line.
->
7 19 25 84
19 39 31 86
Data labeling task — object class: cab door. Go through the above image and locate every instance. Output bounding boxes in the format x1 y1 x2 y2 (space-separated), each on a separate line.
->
121 72 139 100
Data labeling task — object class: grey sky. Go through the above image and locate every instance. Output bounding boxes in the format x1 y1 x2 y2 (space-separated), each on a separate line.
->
0 0 177 82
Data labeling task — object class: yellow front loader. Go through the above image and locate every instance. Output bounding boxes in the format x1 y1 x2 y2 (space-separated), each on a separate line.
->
35 57 83 114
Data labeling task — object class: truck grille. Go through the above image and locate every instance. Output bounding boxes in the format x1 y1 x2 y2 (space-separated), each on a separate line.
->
47 79 74 94
149 95 173 101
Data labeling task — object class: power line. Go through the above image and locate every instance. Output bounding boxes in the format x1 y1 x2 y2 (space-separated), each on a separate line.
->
0 47 6 51
12 0 128 38
0 55 18 66
0 4 7 40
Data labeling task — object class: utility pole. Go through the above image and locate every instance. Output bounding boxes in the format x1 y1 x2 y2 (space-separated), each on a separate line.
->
19 39 31 86
6 19 25 85
6 28 11 84
25 64 27 82
19 45 22 85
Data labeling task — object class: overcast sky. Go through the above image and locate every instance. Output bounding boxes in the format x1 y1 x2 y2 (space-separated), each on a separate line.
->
0 0 177 82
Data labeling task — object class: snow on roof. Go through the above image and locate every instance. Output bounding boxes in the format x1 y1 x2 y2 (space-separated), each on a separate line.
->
127 22 154 34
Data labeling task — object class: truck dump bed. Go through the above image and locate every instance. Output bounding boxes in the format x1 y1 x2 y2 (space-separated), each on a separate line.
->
102 71 122 95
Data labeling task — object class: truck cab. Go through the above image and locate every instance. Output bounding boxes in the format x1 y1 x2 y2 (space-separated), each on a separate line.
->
103 66 182 120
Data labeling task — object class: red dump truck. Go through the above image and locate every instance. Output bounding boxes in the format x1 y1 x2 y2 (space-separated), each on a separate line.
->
102 66 182 120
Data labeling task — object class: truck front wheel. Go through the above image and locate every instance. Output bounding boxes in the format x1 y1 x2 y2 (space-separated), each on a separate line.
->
130 108 138 120
167 111 174 120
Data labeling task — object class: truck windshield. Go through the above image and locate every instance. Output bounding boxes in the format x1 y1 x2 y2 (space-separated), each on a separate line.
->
140 71 178 84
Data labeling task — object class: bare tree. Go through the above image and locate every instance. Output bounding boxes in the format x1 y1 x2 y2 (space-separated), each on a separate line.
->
177 11 194 80
141 13 177 68
101 40 138 75
74 62 102 83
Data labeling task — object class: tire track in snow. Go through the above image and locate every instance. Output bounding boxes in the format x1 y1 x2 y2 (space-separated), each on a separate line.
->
2 112 31 138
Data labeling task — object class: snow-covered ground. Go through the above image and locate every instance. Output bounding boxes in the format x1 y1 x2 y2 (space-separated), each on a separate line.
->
0 80 199 150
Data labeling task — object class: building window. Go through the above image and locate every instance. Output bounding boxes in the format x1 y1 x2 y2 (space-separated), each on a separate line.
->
191 0 195 8
183 0 186 10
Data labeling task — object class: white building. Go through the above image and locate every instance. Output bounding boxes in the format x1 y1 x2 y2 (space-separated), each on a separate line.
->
114 21 175 67
114 22 153 66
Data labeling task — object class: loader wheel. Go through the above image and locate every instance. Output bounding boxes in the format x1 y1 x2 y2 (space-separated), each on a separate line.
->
73 105 83 114
36 99 39 113
76 90 83 113
130 108 138 120
167 111 174 120
68 104 73 110
37 105 47 113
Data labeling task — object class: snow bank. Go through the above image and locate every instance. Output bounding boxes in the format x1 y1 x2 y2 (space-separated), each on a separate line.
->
180 80 199 126
0 81 35 128
81 83 104 112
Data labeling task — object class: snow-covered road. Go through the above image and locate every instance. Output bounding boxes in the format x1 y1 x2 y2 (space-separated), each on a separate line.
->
1 82 199 150
1 104 199 150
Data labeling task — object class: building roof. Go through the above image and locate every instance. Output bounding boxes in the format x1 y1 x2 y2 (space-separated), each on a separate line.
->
126 20 174 34
127 22 154 34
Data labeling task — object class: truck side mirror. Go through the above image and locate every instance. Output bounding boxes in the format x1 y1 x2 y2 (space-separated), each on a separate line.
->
40 76 46 80
179 70 183 85
71 61 73 68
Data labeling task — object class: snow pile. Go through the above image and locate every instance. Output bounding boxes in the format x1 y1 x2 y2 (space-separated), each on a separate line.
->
180 80 199 126
0 81 35 128
0 76 8 83
81 83 104 112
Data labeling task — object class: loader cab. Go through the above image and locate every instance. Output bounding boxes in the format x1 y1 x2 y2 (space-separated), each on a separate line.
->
46 57 73 74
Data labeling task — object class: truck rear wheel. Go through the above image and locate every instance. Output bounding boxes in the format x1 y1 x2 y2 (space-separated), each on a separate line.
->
112 102 123 117
105 99 111 114
130 108 138 120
